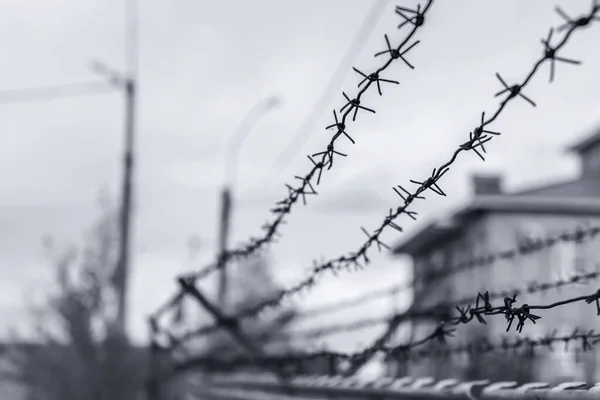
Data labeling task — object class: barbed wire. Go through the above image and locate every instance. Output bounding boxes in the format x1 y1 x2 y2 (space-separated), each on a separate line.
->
225 267 598 348
386 328 600 364
298 283 405 319
149 0 435 342
178 0 435 284
296 224 600 321
416 223 600 290
414 267 600 319
155 267 600 371
166 265 600 361
336 287 600 366
171 285 600 373
174 3 599 337
151 221 600 342
277 267 600 343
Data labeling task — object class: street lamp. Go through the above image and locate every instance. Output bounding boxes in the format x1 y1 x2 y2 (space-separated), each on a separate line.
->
217 94 282 309
225 95 281 189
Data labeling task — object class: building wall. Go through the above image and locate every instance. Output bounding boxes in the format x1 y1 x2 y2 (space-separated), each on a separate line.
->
407 214 492 380
483 212 600 383
404 211 600 383
580 144 600 177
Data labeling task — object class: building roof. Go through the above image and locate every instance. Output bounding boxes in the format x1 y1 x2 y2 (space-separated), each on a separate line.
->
393 124 600 256
392 194 600 255
507 177 600 198
566 124 600 154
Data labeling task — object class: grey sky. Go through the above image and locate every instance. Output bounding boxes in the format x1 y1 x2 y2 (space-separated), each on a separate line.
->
1 0 599 352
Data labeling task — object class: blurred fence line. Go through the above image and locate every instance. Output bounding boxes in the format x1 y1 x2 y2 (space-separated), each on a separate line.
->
185 372 600 400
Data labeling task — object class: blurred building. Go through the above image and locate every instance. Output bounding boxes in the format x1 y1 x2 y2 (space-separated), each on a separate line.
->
391 125 600 383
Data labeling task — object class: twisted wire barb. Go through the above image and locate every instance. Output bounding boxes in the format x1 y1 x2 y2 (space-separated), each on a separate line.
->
175 3 598 330
180 0 435 284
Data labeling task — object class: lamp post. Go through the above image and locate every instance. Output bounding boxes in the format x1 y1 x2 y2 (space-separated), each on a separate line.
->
217 95 281 309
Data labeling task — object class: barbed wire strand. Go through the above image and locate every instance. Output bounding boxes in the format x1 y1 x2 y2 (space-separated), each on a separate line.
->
168 209 600 347
159 216 600 356
386 328 600 364
167 261 600 357
149 0 435 343
272 267 600 343
152 221 600 343
284 265 600 374
179 0 435 284
296 223 600 321
268 0 391 171
298 282 406 319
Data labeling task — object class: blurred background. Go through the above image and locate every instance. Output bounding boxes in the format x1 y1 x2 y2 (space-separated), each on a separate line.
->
1 0 600 399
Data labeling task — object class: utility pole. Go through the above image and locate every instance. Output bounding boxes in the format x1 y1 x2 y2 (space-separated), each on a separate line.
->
86 62 135 336
91 0 138 336
116 0 138 337
216 95 281 310
115 75 136 335
0 76 135 338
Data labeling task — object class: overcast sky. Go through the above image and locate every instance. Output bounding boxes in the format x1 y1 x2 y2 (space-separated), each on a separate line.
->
1 0 599 353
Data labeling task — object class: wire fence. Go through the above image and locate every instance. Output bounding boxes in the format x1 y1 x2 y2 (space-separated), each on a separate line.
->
157 222 600 352
146 1 600 399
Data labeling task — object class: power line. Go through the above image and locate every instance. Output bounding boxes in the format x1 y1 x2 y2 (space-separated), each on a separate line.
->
241 0 391 196
0 81 116 105
126 0 139 80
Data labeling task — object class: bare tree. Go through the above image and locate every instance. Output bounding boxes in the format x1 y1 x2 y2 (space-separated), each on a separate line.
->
6 200 146 400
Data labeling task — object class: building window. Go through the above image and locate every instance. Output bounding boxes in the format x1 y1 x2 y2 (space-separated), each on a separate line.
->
421 250 445 283
582 149 600 177
516 223 545 249
551 241 578 281
430 250 445 271
550 327 582 380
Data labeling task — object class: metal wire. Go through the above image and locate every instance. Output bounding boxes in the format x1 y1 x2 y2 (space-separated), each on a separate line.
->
275 267 600 343
150 0 600 384
172 285 600 372
179 0 435 284
157 208 600 349
173 0 597 329
388 328 600 363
